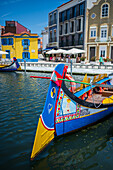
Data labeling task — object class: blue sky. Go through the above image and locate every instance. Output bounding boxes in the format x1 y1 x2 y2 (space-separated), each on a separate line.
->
0 0 68 36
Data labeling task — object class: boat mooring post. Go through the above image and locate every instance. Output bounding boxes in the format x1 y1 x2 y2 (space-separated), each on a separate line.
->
70 59 72 76
24 59 26 73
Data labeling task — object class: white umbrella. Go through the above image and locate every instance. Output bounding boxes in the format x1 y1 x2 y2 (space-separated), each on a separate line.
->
46 49 57 54
63 50 71 55
68 48 85 54
0 51 9 54
55 49 66 54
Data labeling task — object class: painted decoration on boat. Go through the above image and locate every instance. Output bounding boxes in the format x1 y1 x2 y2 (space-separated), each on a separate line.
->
51 87 56 98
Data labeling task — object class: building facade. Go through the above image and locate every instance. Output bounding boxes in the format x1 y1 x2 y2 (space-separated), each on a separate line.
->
87 0 113 62
1 32 38 62
58 0 86 50
48 9 58 48
41 27 49 50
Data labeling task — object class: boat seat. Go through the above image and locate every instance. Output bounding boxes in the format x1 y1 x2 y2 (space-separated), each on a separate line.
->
86 94 105 103
102 91 113 97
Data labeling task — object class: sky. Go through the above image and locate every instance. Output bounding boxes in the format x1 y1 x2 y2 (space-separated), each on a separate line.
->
0 0 68 36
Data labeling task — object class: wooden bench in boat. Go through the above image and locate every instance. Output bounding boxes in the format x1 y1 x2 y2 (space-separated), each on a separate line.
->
102 91 113 97
86 94 106 103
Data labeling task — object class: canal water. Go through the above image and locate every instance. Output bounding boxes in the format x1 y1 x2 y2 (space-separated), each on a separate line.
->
0 72 113 170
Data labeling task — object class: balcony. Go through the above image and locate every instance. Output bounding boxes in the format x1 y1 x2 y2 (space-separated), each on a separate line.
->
23 45 29 50
49 19 57 26
49 37 57 43
95 36 111 42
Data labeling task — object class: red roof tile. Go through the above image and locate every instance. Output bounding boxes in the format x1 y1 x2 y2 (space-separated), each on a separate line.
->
58 0 73 8
1 32 14 36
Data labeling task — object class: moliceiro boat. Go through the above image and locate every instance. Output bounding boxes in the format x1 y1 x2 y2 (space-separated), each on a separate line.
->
30 64 113 160
0 57 21 72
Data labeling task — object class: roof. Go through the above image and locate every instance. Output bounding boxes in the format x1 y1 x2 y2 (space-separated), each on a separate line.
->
1 32 14 36
57 0 73 8
1 31 38 37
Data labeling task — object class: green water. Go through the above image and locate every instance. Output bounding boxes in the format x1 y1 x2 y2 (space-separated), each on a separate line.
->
0 72 113 170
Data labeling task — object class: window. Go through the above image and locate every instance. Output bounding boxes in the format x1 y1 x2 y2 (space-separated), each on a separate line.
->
22 52 30 59
90 27 96 38
49 15 52 25
8 38 13 45
70 21 74 33
49 31 52 42
54 13 56 24
22 39 30 50
99 46 107 58
65 23 68 34
54 30 57 42
78 33 83 45
77 18 83 32
61 12 64 22
22 39 30 46
2 38 7 45
74 6 76 17
67 9 70 20
101 26 107 40
91 13 96 19
112 25 113 37
60 25 63 35
24 40 29 45
80 3 84 15
101 4 109 17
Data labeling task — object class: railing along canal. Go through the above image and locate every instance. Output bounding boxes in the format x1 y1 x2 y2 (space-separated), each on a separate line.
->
19 62 113 70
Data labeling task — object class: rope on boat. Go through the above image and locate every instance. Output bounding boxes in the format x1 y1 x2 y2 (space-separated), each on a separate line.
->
30 76 49 93
90 80 102 108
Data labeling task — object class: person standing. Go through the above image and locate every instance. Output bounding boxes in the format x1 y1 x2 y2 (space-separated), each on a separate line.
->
99 55 104 65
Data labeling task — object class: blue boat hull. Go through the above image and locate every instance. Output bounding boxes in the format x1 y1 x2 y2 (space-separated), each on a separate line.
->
56 107 113 136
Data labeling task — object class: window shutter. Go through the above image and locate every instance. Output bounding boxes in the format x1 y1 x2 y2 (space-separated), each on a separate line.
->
28 39 30 46
22 52 25 59
22 39 24 46
12 38 14 45
2 39 4 45
28 52 30 59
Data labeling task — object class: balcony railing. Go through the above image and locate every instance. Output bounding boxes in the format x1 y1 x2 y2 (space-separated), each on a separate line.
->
49 37 57 43
23 45 29 50
95 36 111 42
49 19 57 26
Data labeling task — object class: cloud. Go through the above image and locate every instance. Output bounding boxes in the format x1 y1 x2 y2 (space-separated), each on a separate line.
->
1 12 12 18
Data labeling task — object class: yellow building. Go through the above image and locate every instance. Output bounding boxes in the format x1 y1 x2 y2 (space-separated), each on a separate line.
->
1 32 38 62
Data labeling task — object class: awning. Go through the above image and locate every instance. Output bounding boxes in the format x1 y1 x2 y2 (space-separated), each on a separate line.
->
43 47 57 51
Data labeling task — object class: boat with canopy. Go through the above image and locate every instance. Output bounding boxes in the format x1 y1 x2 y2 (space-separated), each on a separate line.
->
30 64 113 160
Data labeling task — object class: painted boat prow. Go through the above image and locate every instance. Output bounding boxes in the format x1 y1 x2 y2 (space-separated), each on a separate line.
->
30 64 67 160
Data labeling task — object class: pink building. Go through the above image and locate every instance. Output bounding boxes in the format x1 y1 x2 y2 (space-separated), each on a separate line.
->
4 21 31 34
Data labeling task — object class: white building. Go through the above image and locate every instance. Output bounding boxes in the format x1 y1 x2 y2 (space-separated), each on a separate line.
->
41 27 49 50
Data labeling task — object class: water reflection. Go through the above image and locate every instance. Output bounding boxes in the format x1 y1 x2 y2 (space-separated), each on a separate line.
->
32 118 113 170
